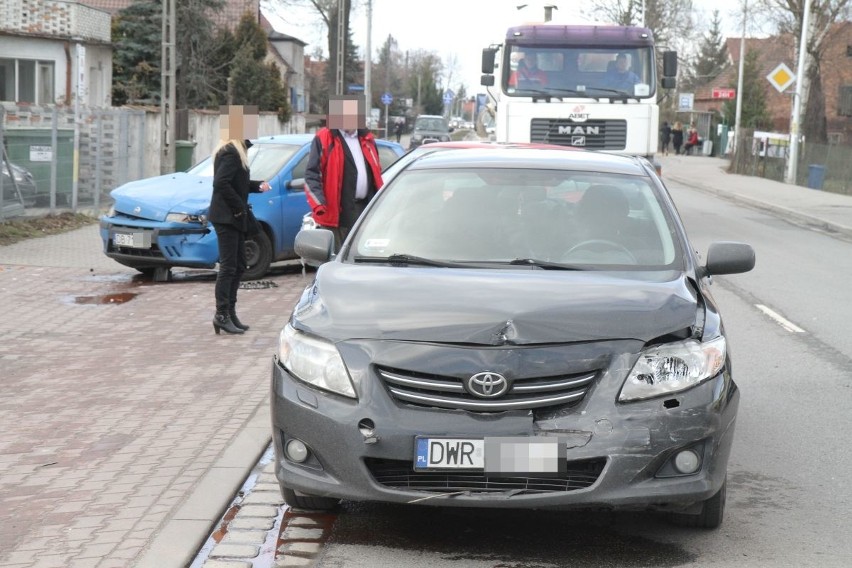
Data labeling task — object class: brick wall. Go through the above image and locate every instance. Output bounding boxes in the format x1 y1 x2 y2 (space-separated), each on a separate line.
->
0 0 110 42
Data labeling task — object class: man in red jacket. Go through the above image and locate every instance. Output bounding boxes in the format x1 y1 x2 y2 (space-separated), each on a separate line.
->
305 95 384 250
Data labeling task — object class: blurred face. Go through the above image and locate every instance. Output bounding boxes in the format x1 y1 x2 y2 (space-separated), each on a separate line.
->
328 96 366 130
616 56 629 72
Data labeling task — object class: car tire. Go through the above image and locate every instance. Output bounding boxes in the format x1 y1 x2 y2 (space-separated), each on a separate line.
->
280 486 339 511
668 479 726 529
242 229 272 281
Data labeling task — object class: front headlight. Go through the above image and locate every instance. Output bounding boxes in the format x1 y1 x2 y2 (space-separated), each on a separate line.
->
107 205 116 217
278 324 356 399
166 212 205 224
618 337 726 402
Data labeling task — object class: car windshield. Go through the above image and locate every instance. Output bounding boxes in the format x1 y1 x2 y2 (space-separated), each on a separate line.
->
349 167 680 269
415 117 448 131
186 143 303 179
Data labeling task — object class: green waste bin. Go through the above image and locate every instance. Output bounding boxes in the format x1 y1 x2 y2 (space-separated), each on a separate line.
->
3 128 74 205
174 140 197 172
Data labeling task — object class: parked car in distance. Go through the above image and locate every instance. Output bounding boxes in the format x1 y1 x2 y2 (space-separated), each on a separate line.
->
409 115 451 149
99 135 404 281
1 160 38 207
273 147 755 528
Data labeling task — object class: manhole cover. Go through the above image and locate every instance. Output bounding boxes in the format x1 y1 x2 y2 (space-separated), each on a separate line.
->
239 280 279 289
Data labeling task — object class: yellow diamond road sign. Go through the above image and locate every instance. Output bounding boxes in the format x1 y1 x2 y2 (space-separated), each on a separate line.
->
767 63 795 93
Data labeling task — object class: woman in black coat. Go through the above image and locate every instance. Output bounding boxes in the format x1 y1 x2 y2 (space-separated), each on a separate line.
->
208 139 270 335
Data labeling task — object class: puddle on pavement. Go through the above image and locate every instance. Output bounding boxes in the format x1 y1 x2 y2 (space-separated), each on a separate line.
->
72 292 138 305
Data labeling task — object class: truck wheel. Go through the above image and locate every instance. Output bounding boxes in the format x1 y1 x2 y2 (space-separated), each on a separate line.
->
242 230 272 281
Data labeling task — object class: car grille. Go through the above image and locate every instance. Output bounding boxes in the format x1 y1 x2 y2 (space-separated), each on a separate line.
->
377 367 597 412
107 241 165 258
530 118 627 150
364 458 605 494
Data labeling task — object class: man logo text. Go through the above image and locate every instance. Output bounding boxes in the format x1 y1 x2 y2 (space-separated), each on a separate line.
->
558 125 600 135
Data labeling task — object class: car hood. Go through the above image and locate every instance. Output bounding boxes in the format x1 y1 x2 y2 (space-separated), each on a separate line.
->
294 265 698 345
110 173 212 221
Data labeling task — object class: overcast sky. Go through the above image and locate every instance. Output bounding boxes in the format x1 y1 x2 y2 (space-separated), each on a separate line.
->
264 0 751 97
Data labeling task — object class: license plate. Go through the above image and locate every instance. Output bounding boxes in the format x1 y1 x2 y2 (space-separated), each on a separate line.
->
414 437 565 474
113 232 150 248
415 437 484 470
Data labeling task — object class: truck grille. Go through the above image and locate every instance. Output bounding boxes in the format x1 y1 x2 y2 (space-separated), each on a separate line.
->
377 367 597 412
530 118 627 150
365 457 605 493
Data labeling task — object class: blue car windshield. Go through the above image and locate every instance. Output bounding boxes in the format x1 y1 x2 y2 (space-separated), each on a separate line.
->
186 143 303 179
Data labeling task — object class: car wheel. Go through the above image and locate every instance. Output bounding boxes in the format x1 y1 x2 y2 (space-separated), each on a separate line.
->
280 486 339 511
668 479 726 529
242 229 272 281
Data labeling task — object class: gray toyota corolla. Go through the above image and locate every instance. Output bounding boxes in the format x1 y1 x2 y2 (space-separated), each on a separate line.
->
271 148 755 528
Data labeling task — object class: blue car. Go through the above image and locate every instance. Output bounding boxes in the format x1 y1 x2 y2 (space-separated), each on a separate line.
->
99 134 404 280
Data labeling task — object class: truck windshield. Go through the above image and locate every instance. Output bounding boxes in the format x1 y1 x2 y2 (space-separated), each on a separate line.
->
503 46 655 98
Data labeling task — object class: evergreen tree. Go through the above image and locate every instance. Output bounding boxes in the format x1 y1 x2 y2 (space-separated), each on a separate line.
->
175 0 226 109
229 13 292 121
683 10 729 91
723 49 771 130
112 1 162 105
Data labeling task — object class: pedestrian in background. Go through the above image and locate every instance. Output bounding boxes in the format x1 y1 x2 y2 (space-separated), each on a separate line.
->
209 106 270 335
305 94 384 251
671 121 684 155
394 120 403 143
660 121 672 155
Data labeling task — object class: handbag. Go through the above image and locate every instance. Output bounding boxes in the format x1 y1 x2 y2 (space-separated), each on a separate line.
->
246 207 261 236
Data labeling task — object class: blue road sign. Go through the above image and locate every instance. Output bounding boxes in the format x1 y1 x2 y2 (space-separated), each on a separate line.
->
443 90 455 104
381 92 393 105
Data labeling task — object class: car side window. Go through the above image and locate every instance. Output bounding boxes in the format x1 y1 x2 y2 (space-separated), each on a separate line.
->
378 146 400 169
290 154 309 183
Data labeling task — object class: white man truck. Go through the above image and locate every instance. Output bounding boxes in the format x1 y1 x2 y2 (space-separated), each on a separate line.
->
480 23 677 162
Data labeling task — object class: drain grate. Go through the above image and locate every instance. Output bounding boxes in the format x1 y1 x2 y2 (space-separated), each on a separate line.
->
239 280 279 289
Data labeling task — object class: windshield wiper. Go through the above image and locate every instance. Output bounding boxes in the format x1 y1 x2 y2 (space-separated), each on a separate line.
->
353 254 465 268
507 258 583 270
586 88 640 101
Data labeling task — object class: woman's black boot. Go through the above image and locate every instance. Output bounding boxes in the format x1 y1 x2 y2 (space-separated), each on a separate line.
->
230 311 250 331
213 313 244 335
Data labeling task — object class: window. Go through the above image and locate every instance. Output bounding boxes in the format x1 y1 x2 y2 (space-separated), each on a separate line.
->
0 58 55 104
839 86 852 117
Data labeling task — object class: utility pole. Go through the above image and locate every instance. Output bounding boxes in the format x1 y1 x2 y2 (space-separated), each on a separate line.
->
733 1 747 162
364 0 372 126
160 0 176 174
335 0 345 95
785 0 812 185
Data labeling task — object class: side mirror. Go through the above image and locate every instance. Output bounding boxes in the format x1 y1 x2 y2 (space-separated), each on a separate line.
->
482 47 497 74
287 178 306 190
661 77 676 90
701 242 755 277
295 228 335 265
662 51 678 78
481 74 495 87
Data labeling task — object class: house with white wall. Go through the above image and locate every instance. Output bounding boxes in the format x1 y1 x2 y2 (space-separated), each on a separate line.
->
0 0 112 107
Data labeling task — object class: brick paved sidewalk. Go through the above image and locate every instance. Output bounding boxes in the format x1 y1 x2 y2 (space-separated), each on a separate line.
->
0 225 307 567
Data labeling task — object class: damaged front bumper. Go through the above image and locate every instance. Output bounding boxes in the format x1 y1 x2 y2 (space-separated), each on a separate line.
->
270 339 738 511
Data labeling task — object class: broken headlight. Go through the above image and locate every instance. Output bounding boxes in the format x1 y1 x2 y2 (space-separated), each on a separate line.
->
618 337 726 401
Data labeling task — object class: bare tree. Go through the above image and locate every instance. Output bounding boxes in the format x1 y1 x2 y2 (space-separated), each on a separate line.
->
760 0 852 142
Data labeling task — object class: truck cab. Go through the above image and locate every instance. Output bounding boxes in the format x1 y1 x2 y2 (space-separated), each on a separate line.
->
481 24 677 161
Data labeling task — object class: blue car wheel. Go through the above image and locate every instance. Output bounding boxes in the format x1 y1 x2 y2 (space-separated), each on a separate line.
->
242 230 273 280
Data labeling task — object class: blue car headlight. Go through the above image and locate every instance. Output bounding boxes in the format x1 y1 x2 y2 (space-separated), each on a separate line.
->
619 337 726 401
166 212 207 225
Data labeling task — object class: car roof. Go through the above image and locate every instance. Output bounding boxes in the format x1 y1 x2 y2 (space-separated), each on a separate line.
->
403 147 649 175
251 134 401 147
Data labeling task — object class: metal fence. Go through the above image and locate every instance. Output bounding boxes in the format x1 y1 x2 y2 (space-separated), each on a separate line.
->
729 128 852 195
1 103 300 221
1 104 147 220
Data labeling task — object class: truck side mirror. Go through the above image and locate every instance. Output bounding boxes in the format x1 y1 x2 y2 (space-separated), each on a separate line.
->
663 51 678 78
482 48 497 74
481 74 495 87
661 77 676 89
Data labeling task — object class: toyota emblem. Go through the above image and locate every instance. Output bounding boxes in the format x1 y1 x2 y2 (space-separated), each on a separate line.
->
466 372 509 398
